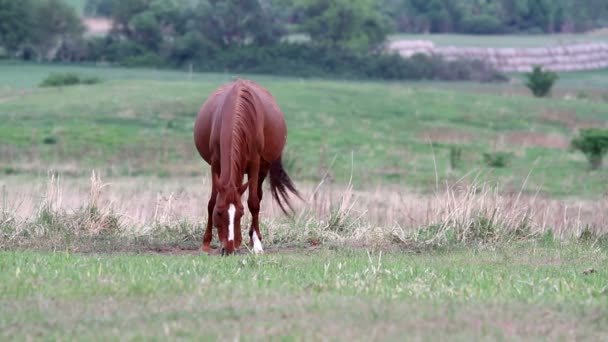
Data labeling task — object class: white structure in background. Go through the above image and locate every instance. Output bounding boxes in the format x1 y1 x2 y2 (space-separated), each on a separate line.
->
388 40 608 72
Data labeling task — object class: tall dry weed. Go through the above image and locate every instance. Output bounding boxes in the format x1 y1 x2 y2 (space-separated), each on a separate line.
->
1 170 606 249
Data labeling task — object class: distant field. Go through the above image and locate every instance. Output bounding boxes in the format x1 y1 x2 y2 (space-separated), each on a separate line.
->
1 62 607 197
389 32 608 47
2 58 608 341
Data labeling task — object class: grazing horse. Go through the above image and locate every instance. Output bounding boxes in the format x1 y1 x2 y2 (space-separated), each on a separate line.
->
194 79 300 255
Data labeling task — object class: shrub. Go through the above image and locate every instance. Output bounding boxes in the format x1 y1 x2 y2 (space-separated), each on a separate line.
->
525 65 558 97
187 44 507 82
42 136 58 145
40 72 81 87
81 76 102 85
40 72 101 87
121 52 164 68
483 151 511 168
571 128 608 170
460 15 505 34
83 39 507 81
449 146 462 170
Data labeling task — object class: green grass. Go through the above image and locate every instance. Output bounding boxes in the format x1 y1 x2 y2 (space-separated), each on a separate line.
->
389 32 608 47
0 244 606 340
1 62 607 197
1 60 607 340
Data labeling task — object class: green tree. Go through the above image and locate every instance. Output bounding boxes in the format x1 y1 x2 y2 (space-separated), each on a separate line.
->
109 0 181 52
571 129 608 170
525 65 558 97
193 0 286 48
30 0 84 61
298 0 389 51
85 0 114 16
0 0 33 54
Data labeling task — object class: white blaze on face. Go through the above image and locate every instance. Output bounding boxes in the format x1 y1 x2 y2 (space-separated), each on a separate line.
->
252 231 263 254
228 204 236 241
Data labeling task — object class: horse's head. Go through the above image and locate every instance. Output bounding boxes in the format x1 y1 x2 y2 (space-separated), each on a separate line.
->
212 174 248 255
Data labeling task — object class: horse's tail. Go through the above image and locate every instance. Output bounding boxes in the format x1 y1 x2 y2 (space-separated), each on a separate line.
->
269 155 302 216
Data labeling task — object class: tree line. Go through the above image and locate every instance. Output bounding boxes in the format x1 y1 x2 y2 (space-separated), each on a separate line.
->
381 0 608 34
2 0 606 80
85 0 608 35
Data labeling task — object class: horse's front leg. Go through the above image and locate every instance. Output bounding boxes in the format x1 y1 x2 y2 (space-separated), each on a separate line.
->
202 166 220 254
202 180 217 254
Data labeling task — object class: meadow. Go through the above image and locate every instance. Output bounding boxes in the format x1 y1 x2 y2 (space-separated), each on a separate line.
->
388 31 608 47
1 61 608 340
1 62 608 197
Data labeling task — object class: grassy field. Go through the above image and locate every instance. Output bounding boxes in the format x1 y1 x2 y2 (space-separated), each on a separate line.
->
1 244 606 340
2 61 608 340
1 62 607 197
389 32 608 47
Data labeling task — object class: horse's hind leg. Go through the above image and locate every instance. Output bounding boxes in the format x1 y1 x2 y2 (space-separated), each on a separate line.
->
248 161 269 254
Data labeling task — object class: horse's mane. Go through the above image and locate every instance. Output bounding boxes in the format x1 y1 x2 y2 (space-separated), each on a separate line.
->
228 83 257 184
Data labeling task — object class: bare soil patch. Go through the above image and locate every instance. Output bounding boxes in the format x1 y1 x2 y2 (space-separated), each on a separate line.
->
419 127 475 144
540 109 607 132
500 131 570 149
146 244 321 256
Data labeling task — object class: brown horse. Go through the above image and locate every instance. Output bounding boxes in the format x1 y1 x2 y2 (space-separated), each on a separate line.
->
194 79 300 255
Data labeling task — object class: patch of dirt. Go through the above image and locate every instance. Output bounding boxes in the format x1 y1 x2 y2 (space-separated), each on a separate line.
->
148 245 201 256
0 90 33 104
419 128 475 145
540 110 606 132
149 245 323 256
500 131 570 149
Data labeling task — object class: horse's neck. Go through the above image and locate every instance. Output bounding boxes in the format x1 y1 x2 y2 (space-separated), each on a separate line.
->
219 116 247 188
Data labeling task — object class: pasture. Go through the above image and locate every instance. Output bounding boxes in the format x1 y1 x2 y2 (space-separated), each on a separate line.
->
389 32 608 47
1 62 608 340
1 62 608 196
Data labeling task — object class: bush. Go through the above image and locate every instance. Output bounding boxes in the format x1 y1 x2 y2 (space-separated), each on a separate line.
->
40 72 101 87
460 15 505 34
525 65 558 97
84 0 113 17
483 152 511 168
83 38 507 81
449 146 462 170
571 128 608 170
185 44 507 81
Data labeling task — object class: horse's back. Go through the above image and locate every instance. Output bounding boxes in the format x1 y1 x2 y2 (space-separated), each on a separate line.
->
243 80 287 162
193 79 287 165
193 84 230 165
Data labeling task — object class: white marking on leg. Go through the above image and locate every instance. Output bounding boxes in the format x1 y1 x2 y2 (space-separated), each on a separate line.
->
228 204 236 241
252 231 264 254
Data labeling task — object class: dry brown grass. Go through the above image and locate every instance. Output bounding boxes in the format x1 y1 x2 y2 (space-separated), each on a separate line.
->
500 131 571 149
1 169 607 251
419 128 476 145
539 109 607 132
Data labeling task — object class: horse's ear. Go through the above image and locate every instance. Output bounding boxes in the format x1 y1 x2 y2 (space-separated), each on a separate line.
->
212 173 224 192
238 181 249 195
